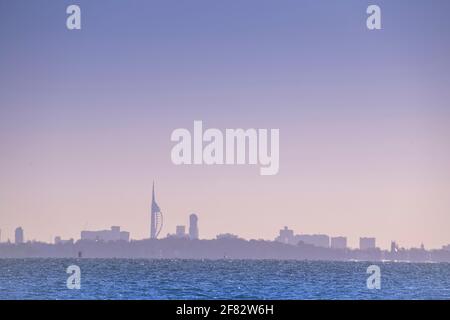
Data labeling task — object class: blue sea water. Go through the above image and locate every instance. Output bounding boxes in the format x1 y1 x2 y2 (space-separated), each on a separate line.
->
0 259 449 300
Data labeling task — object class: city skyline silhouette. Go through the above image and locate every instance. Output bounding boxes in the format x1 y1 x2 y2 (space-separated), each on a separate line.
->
1 182 449 252
1 1 450 250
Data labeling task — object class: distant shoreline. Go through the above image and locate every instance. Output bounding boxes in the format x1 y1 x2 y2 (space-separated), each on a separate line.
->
1 238 449 263
0 258 449 265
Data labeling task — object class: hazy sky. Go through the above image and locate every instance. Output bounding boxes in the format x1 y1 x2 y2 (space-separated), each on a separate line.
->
1 0 449 249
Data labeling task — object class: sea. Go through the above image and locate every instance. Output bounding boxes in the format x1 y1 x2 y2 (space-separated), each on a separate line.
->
0 259 449 300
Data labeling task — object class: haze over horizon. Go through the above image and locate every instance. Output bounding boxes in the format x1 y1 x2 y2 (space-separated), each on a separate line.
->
1 0 450 250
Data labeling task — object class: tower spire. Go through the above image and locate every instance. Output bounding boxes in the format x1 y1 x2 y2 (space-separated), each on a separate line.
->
152 181 155 201
150 181 162 239
151 181 160 212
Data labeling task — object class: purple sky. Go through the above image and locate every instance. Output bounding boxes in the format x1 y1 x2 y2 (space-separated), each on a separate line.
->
1 0 450 249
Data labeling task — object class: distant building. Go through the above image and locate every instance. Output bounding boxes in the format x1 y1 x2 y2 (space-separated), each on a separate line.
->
189 214 199 240
176 225 186 238
296 234 330 248
442 244 450 251
330 236 347 249
15 227 24 244
81 226 130 242
275 226 295 245
216 233 239 240
275 228 331 248
359 237 376 250
54 237 74 245
391 241 399 253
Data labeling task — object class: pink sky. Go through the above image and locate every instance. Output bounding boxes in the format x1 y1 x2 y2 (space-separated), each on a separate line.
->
1 1 450 249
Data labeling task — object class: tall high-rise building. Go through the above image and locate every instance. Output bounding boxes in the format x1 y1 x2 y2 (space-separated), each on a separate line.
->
391 241 399 253
275 226 294 245
331 236 347 249
176 225 186 238
189 213 199 240
150 182 163 239
359 237 376 250
15 227 24 244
